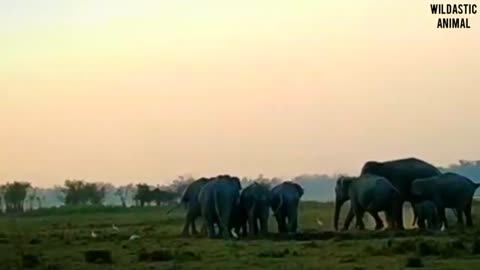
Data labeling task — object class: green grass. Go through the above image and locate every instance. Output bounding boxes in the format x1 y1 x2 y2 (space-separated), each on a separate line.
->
1 202 480 269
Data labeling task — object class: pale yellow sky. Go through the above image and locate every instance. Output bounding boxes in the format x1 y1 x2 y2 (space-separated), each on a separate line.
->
1 1 479 187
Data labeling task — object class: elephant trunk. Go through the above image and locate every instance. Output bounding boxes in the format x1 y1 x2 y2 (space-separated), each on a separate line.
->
333 198 345 231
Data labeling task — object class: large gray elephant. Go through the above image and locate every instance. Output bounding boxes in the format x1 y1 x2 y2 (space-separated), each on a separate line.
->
360 157 442 229
412 200 439 230
166 177 212 236
333 174 401 231
270 181 304 234
240 182 271 237
198 175 242 239
411 172 480 228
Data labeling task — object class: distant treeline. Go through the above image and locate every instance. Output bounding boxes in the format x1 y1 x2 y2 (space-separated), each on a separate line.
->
1 160 480 212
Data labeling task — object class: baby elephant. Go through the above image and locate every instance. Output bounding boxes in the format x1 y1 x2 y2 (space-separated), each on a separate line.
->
334 174 402 231
412 200 439 230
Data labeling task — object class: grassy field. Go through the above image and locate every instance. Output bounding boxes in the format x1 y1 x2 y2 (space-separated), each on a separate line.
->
1 201 480 270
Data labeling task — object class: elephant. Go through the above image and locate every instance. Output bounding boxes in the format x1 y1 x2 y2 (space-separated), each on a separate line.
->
240 182 271 237
167 177 213 236
410 172 480 228
198 175 242 239
360 157 442 229
412 200 439 230
270 181 304 234
333 174 401 231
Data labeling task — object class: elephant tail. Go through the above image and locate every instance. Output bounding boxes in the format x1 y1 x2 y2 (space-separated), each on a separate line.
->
248 201 256 218
272 194 283 216
213 190 222 220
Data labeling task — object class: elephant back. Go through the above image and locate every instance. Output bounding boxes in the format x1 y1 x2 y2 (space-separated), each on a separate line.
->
361 157 441 199
241 182 271 207
271 181 304 202
181 177 212 204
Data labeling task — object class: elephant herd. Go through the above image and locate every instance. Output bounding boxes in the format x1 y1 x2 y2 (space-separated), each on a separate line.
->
169 175 303 239
170 157 480 240
334 157 480 231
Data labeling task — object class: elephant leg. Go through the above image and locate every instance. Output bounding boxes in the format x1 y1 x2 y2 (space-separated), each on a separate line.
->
354 208 365 230
248 214 256 237
205 218 215 239
384 209 395 229
240 222 248 237
276 214 287 233
200 222 207 236
418 217 426 230
465 202 473 227
394 199 405 230
260 215 268 236
191 216 199 235
287 207 298 234
219 208 232 240
370 211 384 230
437 206 448 229
182 209 194 235
342 208 355 231
456 206 464 226
254 218 260 235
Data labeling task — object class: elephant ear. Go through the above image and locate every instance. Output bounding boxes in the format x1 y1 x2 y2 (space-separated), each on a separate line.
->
293 183 304 197
230 176 242 190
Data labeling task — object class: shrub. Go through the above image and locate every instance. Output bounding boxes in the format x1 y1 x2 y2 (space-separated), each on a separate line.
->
84 249 113 264
405 256 423 268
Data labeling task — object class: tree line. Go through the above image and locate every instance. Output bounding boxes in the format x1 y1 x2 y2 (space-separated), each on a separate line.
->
0 180 181 214
0 174 281 213
1 159 479 213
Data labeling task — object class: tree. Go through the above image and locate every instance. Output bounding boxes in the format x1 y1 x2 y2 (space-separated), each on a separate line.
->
151 187 179 206
63 180 87 206
63 180 107 206
115 184 134 207
84 183 106 205
3 181 31 213
168 175 195 195
26 187 38 210
0 185 6 213
134 184 152 207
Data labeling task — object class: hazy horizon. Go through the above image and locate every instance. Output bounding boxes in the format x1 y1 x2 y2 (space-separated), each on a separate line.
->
2 1 479 187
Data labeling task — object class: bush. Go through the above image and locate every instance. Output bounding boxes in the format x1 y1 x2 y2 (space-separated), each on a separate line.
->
138 249 174 262
472 237 480 254
405 256 423 268
257 249 290 258
416 240 440 256
22 254 40 268
84 249 113 264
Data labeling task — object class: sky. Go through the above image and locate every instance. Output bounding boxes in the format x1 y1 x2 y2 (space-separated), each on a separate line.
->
1 1 480 187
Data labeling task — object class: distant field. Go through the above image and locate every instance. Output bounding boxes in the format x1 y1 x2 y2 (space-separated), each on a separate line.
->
1 201 480 270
